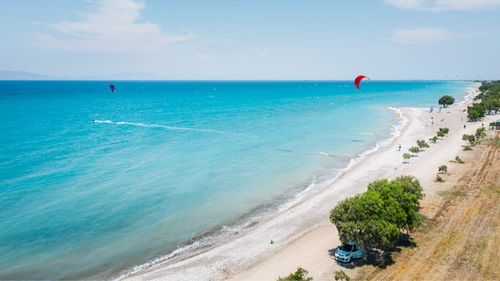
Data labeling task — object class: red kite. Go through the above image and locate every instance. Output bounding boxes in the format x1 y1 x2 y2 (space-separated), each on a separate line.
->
354 75 369 89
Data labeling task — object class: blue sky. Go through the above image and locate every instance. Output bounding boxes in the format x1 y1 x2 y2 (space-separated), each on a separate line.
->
1 0 500 79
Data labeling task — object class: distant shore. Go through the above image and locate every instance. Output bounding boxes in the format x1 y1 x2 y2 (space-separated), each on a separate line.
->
123 85 493 281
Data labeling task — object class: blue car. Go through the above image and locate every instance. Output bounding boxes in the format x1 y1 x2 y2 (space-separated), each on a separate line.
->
334 242 365 263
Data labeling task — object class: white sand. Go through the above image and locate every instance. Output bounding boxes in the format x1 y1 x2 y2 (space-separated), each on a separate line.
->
124 85 497 281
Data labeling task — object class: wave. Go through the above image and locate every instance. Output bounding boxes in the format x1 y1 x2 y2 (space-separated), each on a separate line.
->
112 107 411 280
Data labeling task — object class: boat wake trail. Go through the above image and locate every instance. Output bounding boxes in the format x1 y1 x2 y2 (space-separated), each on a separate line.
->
93 119 248 137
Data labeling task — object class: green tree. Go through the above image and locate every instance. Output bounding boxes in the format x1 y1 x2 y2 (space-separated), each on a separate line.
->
467 103 486 120
438 95 455 108
416 139 429 149
475 127 486 140
403 153 411 163
455 156 464 164
438 165 447 173
462 134 476 146
429 136 438 143
368 176 424 233
409 146 420 155
330 177 424 248
277 267 313 281
439 127 449 135
329 191 401 249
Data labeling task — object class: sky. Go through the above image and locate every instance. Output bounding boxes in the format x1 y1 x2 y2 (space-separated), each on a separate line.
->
1 0 500 80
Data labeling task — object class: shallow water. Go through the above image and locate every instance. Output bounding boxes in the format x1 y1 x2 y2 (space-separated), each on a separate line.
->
0 80 470 279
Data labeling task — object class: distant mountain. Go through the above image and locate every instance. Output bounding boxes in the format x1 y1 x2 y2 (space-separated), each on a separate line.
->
0 70 54 80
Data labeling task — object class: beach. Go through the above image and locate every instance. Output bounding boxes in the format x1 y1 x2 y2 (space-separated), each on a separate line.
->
124 85 497 281
0 81 480 280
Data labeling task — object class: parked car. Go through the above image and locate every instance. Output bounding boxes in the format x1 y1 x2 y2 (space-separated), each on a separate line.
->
334 242 365 263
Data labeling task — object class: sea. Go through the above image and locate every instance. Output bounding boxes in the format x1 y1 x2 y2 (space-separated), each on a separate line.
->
0 80 471 279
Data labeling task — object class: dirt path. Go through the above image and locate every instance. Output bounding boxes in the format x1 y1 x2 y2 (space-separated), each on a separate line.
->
357 137 500 281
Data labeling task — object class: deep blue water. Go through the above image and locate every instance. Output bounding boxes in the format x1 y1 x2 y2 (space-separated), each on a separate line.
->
0 80 470 279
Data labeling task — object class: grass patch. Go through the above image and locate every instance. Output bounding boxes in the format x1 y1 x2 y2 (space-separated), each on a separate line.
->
482 185 500 196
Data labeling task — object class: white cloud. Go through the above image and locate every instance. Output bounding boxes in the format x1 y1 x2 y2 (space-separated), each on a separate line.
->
391 28 454 44
385 0 500 11
35 0 193 53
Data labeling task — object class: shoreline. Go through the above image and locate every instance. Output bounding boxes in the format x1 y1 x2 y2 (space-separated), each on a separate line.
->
122 85 484 281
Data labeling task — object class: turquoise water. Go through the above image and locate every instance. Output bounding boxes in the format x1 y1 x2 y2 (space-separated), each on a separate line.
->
0 81 470 279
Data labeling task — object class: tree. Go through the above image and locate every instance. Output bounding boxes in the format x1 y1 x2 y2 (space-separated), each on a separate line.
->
277 267 313 281
475 127 486 140
429 136 438 143
368 176 424 233
334 270 350 281
409 146 420 155
330 177 424 249
438 165 447 173
403 153 411 163
435 174 445 182
330 191 401 249
467 103 486 120
462 134 476 146
439 95 455 108
439 127 449 135
416 139 429 149
455 156 464 164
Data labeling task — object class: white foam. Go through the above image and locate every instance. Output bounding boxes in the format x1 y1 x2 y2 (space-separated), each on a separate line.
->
113 108 411 280
93 119 112 124
93 119 248 137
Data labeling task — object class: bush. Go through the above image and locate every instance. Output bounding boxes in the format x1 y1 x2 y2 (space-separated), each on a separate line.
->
438 165 448 173
409 146 420 154
334 270 350 281
429 136 438 143
439 127 449 135
462 134 476 146
435 174 445 182
403 153 411 162
463 145 472 151
455 156 464 164
438 95 455 108
416 139 429 149
467 103 486 120
436 131 445 138
475 127 486 140
277 267 313 281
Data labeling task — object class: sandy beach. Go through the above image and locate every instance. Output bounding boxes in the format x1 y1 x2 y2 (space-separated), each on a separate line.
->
124 85 497 281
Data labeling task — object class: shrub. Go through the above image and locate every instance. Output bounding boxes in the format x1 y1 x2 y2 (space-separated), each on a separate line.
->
429 136 438 143
435 174 445 182
439 127 449 135
416 139 429 149
436 131 445 138
438 165 448 173
403 153 411 162
462 134 476 146
277 267 313 281
455 156 464 164
475 127 486 140
463 145 472 151
334 270 350 281
467 103 486 120
409 146 420 154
